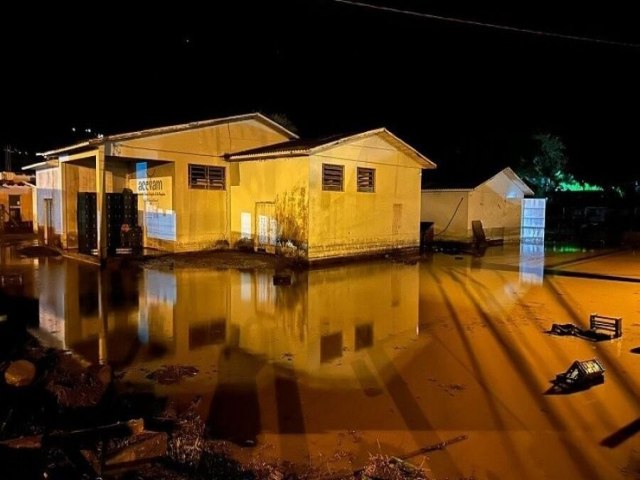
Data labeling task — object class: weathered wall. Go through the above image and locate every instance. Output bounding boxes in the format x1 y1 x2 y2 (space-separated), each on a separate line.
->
230 157 309 255
110 119 290 252
307 135 423 260
420 191 470 242
469 183 524 242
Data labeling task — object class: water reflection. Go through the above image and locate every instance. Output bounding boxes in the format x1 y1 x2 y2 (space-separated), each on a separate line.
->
519 241 545 285
6 244 640 478
33 260 420 376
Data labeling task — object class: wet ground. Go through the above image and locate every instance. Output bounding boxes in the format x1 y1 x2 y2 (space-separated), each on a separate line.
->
2 241 640 479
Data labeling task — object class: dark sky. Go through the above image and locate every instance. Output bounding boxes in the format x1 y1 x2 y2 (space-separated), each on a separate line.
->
1 1 639 185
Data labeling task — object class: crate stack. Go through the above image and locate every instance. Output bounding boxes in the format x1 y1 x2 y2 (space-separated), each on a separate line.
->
77 192 97 254
106 193 124 254
122 190 141 252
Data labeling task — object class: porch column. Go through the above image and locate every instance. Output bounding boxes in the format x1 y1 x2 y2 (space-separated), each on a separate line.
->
60 162 67 248
96 147 107 261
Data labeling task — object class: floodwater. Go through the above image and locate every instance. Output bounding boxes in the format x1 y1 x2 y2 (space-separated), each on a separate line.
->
3 243 640 479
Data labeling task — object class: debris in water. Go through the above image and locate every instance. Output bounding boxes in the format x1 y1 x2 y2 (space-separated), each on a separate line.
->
146 365 199 385
551 358 605 392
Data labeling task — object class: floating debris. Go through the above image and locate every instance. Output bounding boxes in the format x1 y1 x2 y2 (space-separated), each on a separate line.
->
551 358 605 392
146 365 199 385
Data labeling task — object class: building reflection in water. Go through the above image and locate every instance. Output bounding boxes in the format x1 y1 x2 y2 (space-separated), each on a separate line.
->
519 241 545 285
35 260 420 376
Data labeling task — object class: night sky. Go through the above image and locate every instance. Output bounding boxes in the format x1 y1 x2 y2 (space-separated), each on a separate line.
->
1 1 639 185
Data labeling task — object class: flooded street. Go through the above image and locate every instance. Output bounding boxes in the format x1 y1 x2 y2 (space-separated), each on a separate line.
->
3 244 640 479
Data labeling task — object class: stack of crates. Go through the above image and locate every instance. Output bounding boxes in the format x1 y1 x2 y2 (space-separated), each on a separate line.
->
77 192 97 254
106 193 124 254
122 189 138 226
78 190 141 255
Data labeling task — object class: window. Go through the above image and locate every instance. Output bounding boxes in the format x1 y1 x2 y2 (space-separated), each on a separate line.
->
189 164 225 190
357 167 375 192
322 163 344 191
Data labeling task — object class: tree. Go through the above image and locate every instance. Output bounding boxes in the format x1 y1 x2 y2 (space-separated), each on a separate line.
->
517 133 569 197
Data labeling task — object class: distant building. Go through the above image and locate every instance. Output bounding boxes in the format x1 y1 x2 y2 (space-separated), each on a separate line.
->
421 167 545 244
0 171 35 231
24 113 435 262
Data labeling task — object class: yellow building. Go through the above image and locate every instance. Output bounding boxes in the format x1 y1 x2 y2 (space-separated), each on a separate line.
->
24 113 295 254
228 129 435 262
24 113 435 262
0 172 35 230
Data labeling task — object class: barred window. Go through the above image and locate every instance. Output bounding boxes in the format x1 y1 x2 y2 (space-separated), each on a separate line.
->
322 163 344 191
189 164 225 190
357 167 375 192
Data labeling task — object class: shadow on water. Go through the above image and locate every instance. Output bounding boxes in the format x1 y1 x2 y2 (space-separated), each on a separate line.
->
6 242 640 476
207 346 265 446
601 418 640 448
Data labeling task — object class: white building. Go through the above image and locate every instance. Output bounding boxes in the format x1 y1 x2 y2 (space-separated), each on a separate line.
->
421 167 545 244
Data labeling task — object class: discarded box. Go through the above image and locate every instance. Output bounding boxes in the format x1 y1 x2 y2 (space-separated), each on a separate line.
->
554 358 605 389
589 313 622 339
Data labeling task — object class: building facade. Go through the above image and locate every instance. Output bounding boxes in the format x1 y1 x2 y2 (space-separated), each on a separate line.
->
421 167 543 243
25 114 434 262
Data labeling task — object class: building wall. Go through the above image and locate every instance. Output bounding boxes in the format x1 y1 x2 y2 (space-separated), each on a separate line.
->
63 161 96 249
0 189 34 223
307 135 423 260
230 157 309 254
469 181 525 242
59 155 129 248
35 167 63 245
127 161 176 250
111 119 290 252
420 191 470 242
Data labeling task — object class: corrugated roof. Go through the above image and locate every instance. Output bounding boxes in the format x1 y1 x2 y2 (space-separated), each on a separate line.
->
37 113 298 157
0 180 34 188
227 128 436 169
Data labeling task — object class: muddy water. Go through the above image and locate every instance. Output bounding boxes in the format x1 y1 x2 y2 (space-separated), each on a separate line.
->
3 245 640 479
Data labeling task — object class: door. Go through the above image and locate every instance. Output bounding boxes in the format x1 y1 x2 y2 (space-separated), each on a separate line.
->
255 202 277 253
44 198 53 246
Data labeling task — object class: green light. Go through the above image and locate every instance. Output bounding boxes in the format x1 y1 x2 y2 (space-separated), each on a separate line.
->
557 180 603 192
549 244 585 253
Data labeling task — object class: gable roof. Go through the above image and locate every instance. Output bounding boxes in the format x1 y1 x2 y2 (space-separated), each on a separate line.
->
37 113 298 157
226 128 436 168
479 167 534 195
423 166 533 195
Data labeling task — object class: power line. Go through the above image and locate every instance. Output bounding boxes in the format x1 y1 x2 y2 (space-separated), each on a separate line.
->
332 0 640 49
